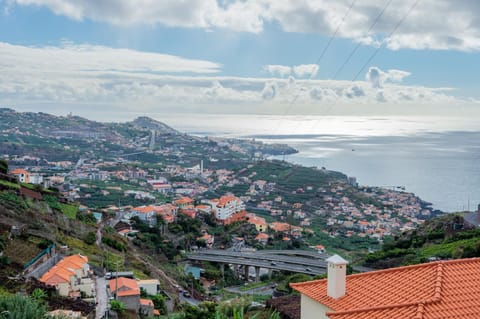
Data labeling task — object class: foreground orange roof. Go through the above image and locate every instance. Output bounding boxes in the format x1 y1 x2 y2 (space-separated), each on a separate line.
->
291 258 480 319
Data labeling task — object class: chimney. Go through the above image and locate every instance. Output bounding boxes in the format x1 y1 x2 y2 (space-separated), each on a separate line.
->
326 254 348 299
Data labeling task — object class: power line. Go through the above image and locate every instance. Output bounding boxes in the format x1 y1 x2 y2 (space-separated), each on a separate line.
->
314 0 358 67
332 0 395 80
274 0 358 133
301 0 422 134
352 0 421 82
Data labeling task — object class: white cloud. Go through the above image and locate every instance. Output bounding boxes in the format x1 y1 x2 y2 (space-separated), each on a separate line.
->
0 41 469 113
263 65 292 77
366 67 411 88
293 64 319 78
261 81 278 100
263 64 319 78
9 0 480 51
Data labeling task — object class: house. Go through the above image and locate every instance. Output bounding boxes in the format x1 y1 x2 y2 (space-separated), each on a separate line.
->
155 204 178 224
291 256 480 319
139 298 154 317
179 207 196 219
131 204 178 226
247 213 267 232
314 244 326 253
174 197 194 208
205 195 247 225
269 222 291 233
40 254 93 298
11 168 30 183
255 232 269 245
131 206 157 225
138 279 160 296
109 277 140 312
197 232 214 248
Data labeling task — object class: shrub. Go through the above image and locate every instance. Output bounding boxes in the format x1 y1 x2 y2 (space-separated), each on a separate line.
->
83 232 97 245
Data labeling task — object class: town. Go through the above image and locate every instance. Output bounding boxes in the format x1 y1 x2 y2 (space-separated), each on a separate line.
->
0 110 442 318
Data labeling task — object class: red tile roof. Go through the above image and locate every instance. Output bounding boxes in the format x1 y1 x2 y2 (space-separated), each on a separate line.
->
255 233 269 240
140 298 154 307
40 254 88 286
291 258 480 319
11 168 29 175
109 277 140 297
174 197 193 205
217 195 239 207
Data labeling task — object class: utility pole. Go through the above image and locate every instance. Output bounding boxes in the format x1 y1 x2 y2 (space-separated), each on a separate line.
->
115 260 119 300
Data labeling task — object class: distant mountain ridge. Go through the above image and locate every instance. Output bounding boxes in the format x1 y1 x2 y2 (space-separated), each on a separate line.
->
0 108 297 163
130 116 179 135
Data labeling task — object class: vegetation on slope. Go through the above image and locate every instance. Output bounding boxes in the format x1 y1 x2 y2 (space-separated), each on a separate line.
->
363 213 480 268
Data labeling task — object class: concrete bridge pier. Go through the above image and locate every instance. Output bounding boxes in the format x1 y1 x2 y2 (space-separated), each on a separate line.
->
255 266 260 282
233 264 240 278
244 265 249 281
220 263 225 278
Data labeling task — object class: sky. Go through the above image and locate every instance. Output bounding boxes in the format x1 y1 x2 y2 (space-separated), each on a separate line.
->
0 0 479 121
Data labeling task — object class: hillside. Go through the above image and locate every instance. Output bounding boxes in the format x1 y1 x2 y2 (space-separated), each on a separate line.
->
0 169 179 301
0 108 296 164
362 213 480 269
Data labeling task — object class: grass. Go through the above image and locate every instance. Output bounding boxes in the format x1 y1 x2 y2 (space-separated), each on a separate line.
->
417 237 480 261
63 236 101 266
0 180 19 189
59 203 78 219
4 238 42 265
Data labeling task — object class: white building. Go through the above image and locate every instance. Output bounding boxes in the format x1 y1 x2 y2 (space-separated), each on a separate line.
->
205 195 245 221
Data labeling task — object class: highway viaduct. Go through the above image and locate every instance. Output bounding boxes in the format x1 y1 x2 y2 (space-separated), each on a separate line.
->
187 249 329 281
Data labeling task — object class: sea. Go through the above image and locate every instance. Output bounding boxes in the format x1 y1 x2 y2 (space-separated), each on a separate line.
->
153 114 480 213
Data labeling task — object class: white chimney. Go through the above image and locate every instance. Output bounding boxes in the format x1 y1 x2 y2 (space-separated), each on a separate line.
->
326 254 348 299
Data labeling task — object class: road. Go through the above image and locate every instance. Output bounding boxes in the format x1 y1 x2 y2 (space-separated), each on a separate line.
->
187 250 328 276
178 293 201 306
188 249 372 274
95 277 107 319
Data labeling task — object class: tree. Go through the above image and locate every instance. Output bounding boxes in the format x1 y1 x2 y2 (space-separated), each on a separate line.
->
0 159 7 175
110 300 126 314
0 295 47 318
83 232 96 245
151 294 168 315
31 288 46 304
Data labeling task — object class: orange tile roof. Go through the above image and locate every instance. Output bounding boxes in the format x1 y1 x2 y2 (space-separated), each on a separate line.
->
255 233 269 240
11 168 29 175
174 197 193 205
133 205 156 213
40 254 88 285
269 222 291 232
247 213 267 225
217 195 239 207
140 298 154 307
291 258 480 319
109 277 140 297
